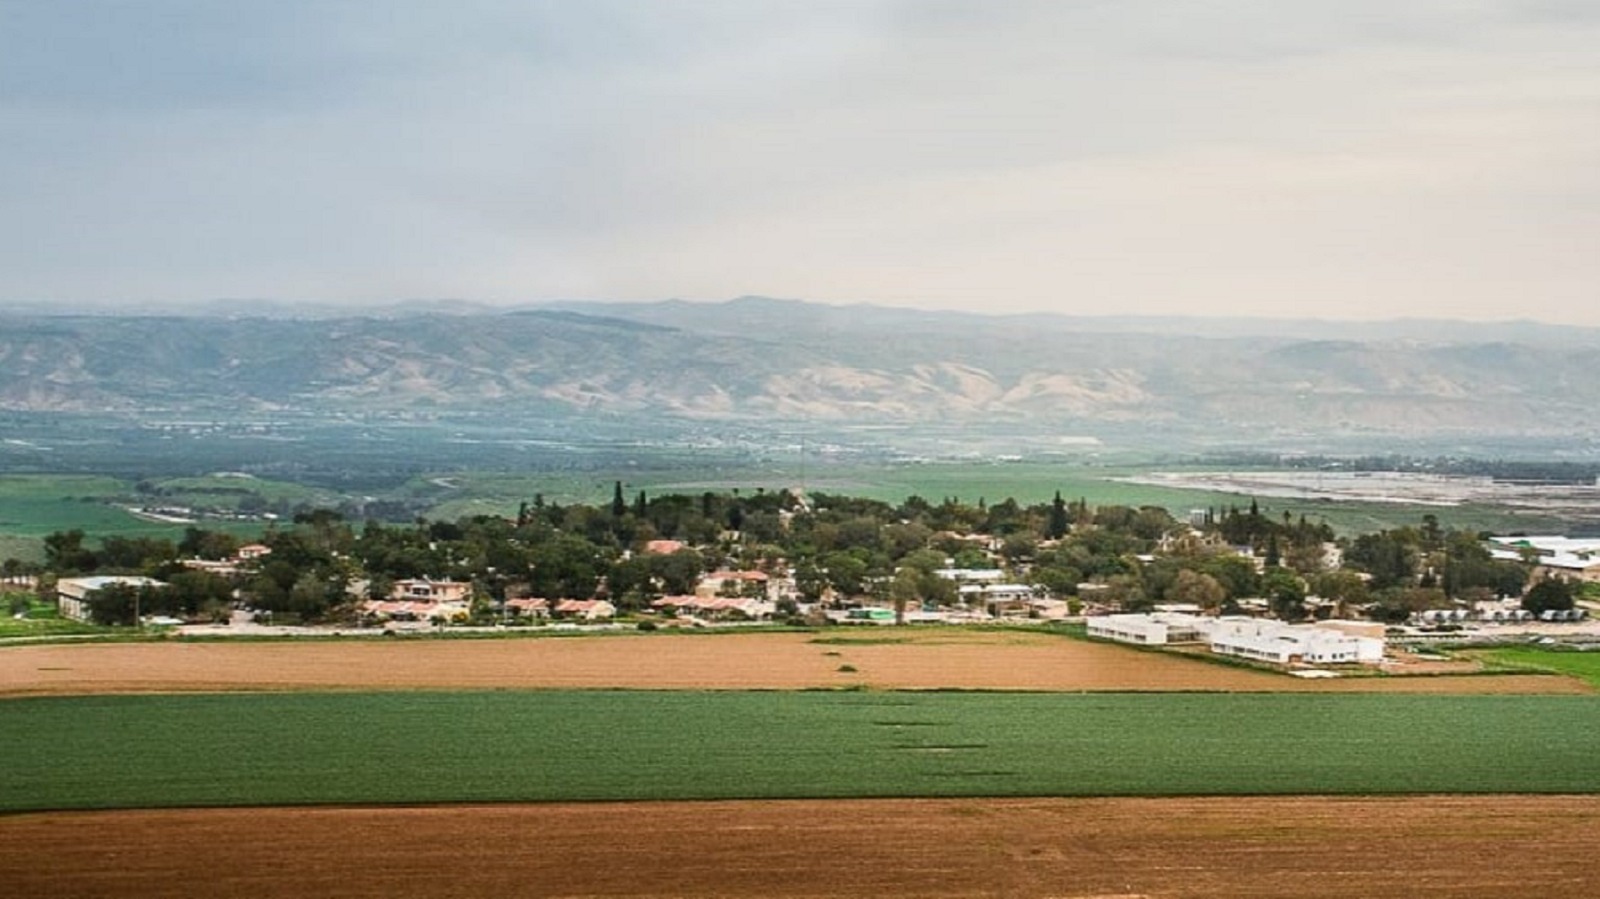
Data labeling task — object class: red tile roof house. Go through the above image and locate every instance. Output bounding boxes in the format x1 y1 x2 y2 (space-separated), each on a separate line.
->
360 599 468 624
504 598 550 620
650 595 774 621
553 599 616 621
695 570 771 599
643 539 687 555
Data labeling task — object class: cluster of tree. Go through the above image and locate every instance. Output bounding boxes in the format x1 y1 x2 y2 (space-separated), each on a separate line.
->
11 482 1575 627
1338 517 1532 621
1213 500 1336 573
40 528 242 576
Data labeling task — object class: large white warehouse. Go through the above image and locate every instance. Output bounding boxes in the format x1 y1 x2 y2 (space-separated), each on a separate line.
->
1087 613 1385 665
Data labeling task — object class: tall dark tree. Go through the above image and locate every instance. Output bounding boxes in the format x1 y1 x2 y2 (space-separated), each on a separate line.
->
611 481 626 518
1046 490 1069 540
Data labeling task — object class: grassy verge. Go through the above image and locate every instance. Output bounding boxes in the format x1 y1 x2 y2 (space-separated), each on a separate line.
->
3 691 1597 812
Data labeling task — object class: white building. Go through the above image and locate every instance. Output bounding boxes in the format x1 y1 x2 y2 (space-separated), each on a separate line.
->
1087 613 1384 664
1085 612 1207 645
936 568 1006 583
1487 536 1600 583
1205 618 1384 665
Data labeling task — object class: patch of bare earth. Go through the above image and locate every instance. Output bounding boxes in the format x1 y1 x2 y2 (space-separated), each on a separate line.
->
0 631 1585 695
3 796 1596 898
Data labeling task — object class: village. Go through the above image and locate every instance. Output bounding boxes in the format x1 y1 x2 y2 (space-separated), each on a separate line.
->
14 490 1596 676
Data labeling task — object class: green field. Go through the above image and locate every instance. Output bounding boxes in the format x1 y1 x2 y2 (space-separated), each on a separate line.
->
1474 646 1600 689
0 475 157 537
414 463 1564 535
3 691 1597 812
0 475 272 557
0 462 1580 543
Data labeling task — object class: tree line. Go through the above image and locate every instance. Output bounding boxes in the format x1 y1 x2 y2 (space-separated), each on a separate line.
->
8 485 1573 626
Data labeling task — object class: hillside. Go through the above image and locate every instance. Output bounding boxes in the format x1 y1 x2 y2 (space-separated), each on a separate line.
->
1 299 1596 439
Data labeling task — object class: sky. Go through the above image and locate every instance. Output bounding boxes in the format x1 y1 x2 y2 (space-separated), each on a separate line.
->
2 1 1597 323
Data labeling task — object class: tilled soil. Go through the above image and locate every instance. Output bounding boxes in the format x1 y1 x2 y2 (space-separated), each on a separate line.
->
3 796 1597 898
0 631 1584 695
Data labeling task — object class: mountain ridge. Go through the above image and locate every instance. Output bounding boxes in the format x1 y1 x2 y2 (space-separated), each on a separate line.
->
1 299 1595 438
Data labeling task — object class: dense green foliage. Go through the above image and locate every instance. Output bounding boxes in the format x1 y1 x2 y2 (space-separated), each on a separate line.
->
3 691 1597 812
4 474 1563 626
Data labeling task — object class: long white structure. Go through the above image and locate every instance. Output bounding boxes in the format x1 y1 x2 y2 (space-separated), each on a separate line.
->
1487 536 1600 583
1087 613 1385 665
1205 618 1384 665
1086 613 1206 645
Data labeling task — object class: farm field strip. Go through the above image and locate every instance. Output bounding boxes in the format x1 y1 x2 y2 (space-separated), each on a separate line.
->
2 631 1586 695
4 690 1599 812
6 796 1599 899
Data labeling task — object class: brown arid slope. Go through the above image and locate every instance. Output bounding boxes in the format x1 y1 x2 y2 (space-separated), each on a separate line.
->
4 796 1598 898
0 630 1585 695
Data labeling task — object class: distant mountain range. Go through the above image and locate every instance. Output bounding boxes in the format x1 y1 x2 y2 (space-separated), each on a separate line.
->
2 297 1597 440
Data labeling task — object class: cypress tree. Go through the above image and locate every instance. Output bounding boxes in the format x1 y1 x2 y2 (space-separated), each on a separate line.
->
1047 490 1069 540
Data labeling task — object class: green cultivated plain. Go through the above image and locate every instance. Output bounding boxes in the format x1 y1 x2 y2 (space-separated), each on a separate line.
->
3 691 1598 812
1475 647 1600 689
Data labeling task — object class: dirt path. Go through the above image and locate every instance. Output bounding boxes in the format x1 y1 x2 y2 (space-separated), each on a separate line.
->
4 796 1596 898
0 631 1584 695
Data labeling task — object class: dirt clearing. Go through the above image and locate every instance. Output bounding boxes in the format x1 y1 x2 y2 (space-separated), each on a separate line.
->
3 796 1596 898
0 630 1584 695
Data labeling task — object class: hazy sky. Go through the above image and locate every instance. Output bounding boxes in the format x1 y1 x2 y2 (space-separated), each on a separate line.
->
3 1 1597 323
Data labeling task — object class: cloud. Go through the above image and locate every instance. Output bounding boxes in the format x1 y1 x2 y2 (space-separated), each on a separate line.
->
1 1 1596 324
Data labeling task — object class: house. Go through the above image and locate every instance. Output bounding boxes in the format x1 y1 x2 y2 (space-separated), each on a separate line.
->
181 542 276 577
651 595 774 621
361 599 469 624
643 540 687 555
958 582 1038 615
391 578 472 603
504 598 550 619
696 570 770 599
554 599 616 620
55 576 167 622
181 558 239 576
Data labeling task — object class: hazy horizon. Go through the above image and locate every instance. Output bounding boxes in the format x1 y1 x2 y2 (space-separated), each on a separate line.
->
4 2 1597 326
5 293 1598 336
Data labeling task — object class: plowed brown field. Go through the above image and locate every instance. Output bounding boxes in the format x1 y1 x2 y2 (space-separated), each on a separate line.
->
4 796 1597 898
0 630 1583 695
